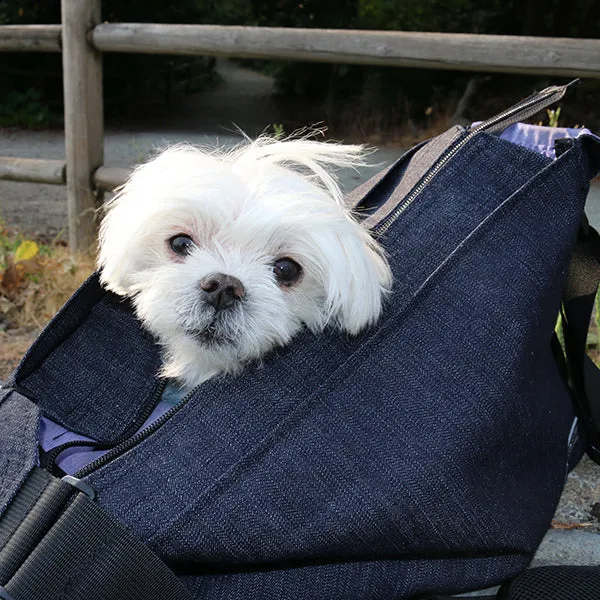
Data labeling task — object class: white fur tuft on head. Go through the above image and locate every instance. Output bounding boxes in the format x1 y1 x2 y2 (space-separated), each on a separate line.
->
229 133 369 204
98 134 392 388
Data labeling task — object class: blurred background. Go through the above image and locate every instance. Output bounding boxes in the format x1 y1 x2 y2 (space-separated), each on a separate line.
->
1 0 599 141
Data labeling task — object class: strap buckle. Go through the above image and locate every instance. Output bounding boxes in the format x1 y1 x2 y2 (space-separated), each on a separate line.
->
61 475 96 500
0 468 192 600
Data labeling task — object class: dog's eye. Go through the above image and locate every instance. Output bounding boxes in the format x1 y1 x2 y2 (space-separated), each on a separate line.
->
273 258 302 286
169 234 195 256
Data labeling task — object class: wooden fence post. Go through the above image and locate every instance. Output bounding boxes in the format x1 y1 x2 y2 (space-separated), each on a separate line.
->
61 0 104 253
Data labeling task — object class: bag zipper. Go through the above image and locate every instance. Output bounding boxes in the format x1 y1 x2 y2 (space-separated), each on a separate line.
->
469 79 579 134
44 379 167 476
372 79 579 236
74 383 198 478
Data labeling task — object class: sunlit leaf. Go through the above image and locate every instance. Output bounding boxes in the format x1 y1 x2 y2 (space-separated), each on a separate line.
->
14 240 39 262
0 296 14 314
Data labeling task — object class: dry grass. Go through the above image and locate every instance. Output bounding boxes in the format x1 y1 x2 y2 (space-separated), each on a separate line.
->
339 109 453 148
326 94 456 148
0 220 94 379
0 221 94 331
3 251 94 330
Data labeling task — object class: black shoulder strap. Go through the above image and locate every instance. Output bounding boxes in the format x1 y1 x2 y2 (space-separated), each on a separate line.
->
496 566 600 600
0 468 193 600
561 217 600 464
420 564 600 599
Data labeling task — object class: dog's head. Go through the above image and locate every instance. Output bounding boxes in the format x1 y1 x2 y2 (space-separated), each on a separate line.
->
98 138 392 387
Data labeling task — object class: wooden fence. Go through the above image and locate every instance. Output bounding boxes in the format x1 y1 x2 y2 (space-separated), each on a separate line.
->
1 0 600 251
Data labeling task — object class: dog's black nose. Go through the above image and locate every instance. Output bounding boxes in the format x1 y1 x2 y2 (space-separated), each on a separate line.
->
200 274 245 311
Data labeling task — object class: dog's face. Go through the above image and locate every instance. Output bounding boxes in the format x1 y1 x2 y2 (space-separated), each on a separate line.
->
98 139 392 388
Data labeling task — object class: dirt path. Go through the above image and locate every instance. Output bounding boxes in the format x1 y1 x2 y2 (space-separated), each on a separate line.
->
0 328 37 379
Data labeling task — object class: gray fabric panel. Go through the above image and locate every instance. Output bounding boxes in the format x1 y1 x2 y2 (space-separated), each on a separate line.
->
0 390 40 517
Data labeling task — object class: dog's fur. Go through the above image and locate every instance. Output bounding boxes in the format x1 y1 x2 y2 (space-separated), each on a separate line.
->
98 137 392 388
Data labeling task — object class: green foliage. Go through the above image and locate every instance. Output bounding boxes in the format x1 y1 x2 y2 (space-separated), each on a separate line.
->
585 289 600 368
0 85 57 127
596 287 600 345
355 0 599 37
251 0 357 28
271 123 285 139
547 107 561 128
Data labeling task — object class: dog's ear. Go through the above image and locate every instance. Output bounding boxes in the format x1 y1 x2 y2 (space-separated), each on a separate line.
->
304 220 392 336
330 225 392 335
97 146 197 296
97 195 140 296
97 179 154 296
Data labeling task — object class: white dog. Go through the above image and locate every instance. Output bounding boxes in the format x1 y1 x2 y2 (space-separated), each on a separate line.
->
98 137 392 389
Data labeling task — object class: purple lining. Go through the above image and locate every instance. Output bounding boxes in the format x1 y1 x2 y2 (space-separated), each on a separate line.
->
498 123 595 159
39 382 186 474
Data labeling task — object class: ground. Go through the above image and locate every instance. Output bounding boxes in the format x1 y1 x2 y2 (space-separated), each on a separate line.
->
0 327 35 376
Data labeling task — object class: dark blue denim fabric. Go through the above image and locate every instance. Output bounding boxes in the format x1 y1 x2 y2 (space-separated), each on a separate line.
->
2 128 600 599
178 554 529 600
9 279 163 441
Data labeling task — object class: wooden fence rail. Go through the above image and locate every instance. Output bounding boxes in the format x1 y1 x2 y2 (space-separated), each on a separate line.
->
0 25 61 52
1 3 600 250
0 157 65 185
0 158 131 191
93 24 600 79
94 166 132 191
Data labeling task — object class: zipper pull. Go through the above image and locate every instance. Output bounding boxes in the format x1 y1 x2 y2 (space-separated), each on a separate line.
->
470 79 580 135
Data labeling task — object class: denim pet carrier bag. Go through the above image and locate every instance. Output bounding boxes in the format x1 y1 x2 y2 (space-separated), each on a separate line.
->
2 82 600 600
